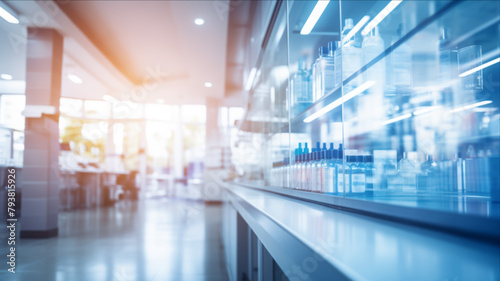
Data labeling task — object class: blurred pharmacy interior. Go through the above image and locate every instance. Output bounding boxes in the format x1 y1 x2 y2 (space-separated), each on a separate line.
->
0 1 499 280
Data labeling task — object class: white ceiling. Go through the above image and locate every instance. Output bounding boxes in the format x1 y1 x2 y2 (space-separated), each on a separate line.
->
0 0 229 105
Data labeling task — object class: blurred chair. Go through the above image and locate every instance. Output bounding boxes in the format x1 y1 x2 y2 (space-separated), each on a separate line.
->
119 171 139 200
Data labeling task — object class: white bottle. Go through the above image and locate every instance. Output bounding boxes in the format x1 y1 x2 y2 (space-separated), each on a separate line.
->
322 149 336 194
335 19 362 91
301 143 310 189
291 59 313 117
313 46 336 101
392 35 412 88
308 150 316 191
362 26 385 85
398 152 417 193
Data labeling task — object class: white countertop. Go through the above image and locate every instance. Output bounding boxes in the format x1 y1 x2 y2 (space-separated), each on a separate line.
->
228 184 500 281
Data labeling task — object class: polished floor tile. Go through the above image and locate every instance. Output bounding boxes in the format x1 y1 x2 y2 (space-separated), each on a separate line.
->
0 198 229 281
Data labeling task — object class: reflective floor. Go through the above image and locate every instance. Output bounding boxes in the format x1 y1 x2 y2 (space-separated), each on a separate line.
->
0 198 229 281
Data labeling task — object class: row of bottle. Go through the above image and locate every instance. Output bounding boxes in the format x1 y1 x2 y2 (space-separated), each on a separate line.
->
291 18 407 117
392 149 498 196
271 144 499 200
271 142 375 195
291 17 485 117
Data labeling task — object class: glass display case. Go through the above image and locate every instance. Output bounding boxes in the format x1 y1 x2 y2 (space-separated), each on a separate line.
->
234 0 500 237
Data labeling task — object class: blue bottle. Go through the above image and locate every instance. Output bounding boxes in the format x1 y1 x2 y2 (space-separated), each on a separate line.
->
322 143 328 152
291 59 313 117
301 143 309 190
364 155 375 197
308 149 316 191
313 143 322 192
315 148 324 192
419 155 439 191
312 46 336 101
323 148 337 195
342 156 356 196
318 144 328 193
351 155 366 196
336 144 348 195
297 153 303 190
294 144 303 189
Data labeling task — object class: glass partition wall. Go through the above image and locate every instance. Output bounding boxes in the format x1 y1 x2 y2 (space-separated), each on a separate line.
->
235 0 500 237
339 0 500 213
235 1 290 186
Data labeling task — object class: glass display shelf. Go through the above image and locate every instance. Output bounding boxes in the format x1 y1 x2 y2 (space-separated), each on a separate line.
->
234 180 499 239
233 0 500 238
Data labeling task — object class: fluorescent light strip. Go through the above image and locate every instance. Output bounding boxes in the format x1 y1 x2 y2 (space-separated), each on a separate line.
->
459 57 500 78
448 16 500 49
449 100 492 113
0 6 19 24
67 74 83 84
300 0 330 35
361 0 402 36
304 80 376 123
383 113 412 125
245 67 257 91
458 49 500 73
413 106 442 116
342 16 370 45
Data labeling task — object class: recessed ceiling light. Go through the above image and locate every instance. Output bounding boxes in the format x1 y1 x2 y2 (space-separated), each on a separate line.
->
1 74 13 80
157 99 164 104
204 82 212 88
67 74 83 84
194 18 205 25
0 4 20 24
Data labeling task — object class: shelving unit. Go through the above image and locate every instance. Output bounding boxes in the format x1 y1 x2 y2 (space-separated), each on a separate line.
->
232 0 500 238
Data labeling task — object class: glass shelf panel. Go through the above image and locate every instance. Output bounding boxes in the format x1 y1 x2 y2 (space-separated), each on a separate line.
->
340 0 500 218
237 0 500 234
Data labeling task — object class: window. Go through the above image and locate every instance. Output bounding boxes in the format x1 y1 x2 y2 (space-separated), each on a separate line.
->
0 95 25 130
146 121 175 170
0 127 11 165
84 100 111 119
219 107 229 127
145 104 174 121
60 98 83 117
113 101 144 119
59 116 107 163
12 131 23 166
181 105 206 123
